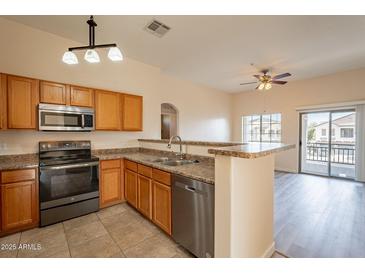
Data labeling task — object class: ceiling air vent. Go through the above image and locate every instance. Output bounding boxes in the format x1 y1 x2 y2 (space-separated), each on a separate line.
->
144 20 171 37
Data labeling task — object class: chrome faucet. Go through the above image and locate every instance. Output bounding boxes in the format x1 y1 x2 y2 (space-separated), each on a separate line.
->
167 135 184 159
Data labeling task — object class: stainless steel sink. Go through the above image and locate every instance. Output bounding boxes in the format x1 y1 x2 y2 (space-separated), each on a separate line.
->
151 157 199 166
160 159 199 166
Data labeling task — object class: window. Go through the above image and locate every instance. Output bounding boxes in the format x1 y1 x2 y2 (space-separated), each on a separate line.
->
340 128 354 138
242 113 281 143
321 128 326 137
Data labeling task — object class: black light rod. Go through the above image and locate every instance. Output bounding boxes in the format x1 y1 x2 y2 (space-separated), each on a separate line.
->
68 43 117 51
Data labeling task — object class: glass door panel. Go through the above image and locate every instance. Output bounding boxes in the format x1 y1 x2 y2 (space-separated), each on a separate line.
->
329 111 356 179
301 112 330 176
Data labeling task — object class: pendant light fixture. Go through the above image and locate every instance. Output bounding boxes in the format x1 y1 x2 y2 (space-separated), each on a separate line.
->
62 16 123 65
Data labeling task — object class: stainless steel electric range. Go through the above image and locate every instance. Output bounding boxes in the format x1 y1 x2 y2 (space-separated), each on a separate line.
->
39 140 99 226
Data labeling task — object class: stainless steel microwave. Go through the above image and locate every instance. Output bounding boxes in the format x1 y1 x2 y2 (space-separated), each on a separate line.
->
38 103 94 131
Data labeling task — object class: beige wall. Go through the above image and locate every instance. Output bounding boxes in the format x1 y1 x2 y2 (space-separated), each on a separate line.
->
0 18 232 155
232 68 365 172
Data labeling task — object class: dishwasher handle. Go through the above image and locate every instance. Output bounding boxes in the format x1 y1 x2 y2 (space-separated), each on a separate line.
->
185 186 196 192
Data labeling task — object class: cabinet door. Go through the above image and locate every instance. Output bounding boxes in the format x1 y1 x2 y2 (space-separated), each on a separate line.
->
100 168 122 208
0 74 7 130
1 180 39 231
122 94 143 131
40 81 67 105
124 169 138 208
152 180 171 235
137 175 152 219
7 75 39 129
95 90 121 130
70 86 94 107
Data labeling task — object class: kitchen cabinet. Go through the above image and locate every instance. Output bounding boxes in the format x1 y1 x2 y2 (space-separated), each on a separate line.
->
95 90 122 130
40 81 68 105
0 74 7 129
7 75 39 129
99 159 124 208
123 160 171 235
125 169 138 208
0 168 39 234
122 94 143 131
152 180 172 235
137 174 152 219
70 85 94 107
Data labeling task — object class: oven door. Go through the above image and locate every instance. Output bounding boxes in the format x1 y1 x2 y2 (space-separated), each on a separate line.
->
39 109 94 131
39 161 99 210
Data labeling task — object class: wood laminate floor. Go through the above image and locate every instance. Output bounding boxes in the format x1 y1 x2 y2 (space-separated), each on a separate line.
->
275 172 365 258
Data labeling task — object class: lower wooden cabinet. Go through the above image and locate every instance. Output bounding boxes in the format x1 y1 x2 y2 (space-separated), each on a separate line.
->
125 169 138 208
124 160 172 235
99 159 124 208
0 168 39 234
152 180 172 235
137 174 152 219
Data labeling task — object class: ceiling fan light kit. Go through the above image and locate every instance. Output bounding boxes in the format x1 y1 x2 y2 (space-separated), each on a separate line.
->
62 16 124 65
240 69 292 91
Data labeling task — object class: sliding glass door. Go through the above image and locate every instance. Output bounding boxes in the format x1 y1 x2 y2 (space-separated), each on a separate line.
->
300 110 356 179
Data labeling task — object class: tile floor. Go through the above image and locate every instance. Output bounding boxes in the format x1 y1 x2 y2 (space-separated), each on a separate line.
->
0 202 285 258
0 203 193 258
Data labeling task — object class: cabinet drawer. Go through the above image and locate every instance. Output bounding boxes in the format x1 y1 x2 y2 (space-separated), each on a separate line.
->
125 160 137 172
138 164 152 178
1 169 36 184
152 169 171 186
101 159 120 170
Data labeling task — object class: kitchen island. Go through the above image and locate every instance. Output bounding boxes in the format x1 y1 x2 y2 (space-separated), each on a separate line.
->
208 143 295 258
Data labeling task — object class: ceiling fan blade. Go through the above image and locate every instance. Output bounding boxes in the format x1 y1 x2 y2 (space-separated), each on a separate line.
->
255 84 260 90
272 72 291 80
253 75 261 80
240 81 257 85
271 80 287 85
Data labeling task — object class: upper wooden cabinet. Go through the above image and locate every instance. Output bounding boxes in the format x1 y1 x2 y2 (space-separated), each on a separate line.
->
40 81 68 105
95 90 122 130
70 86 94 108
7 75 39 129
0 74 7 130
122 94 143 131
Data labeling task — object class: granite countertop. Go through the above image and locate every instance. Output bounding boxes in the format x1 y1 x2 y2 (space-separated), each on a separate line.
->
208 143 296 159
138 138 244 147
0 154 39 171
94 149 215 185
0 148 215 184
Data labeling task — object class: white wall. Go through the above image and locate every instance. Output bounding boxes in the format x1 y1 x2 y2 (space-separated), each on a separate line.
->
0 18 232 155
232 68 365 172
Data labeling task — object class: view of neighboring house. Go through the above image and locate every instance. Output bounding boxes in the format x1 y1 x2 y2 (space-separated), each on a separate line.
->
311 113 355 144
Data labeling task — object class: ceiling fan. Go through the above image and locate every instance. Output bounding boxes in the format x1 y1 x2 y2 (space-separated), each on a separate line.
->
240 69 292 90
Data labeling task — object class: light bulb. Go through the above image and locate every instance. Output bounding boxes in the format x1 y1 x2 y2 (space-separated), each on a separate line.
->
265 83 272 90
258 83 265 90
108 47 123 61
84 49 100 63
62 51 78 65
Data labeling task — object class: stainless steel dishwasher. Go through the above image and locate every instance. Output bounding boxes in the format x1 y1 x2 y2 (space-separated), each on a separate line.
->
172 174 214 258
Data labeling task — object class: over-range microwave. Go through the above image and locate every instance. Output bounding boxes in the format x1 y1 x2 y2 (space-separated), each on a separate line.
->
38 103 94 131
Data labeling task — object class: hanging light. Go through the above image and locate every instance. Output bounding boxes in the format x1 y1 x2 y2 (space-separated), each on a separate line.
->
84 49 100 63
62 51 78 65
62 16 124 65
258 83 265 90
108 47 123 61
265 82 272 90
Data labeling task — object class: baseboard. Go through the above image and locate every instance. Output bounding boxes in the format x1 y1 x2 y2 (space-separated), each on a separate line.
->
261 242 275 258
275 167 298 173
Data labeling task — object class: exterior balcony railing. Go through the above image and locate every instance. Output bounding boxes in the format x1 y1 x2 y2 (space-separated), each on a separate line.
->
306 142 355 165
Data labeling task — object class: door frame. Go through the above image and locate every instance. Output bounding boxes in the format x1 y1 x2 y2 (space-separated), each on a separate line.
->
299 108 356 179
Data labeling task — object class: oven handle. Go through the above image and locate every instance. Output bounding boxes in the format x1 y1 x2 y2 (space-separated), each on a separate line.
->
40 161 99 170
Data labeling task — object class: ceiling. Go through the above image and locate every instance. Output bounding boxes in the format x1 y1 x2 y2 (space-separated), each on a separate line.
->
4 15 365 93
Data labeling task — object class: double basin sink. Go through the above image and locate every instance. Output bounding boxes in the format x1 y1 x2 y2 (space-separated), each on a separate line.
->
151 157 199 166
